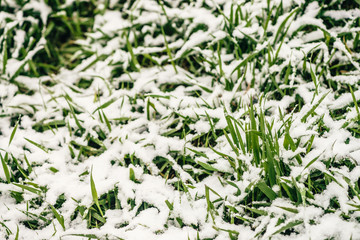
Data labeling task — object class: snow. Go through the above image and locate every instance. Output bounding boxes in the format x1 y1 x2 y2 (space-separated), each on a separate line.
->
325 9 360 20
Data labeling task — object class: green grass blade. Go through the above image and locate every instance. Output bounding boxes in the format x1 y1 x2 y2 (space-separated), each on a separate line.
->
303 154 321 170
265 139 277 186
15 225 19 240
310 65 318 95
223 129 239 156
249 101 261 166
231 51 258 75
2 40 7 74
272 220 303 235
102 110 112 132
273 7 300 44
275 205 299 214
92 98 117 114
129 168 136 182
65 98 85 132
11 155 29 180
165 200 174 211
24 138 49 153
64 234 99 239
13 183 41 195
186 147 208 159
301 91 330 123
349 85 360 120
205 185 216 222
257 181 277 200
0 221 12 236
233 120 246 154
243 206 268 216
50 204 65 231
160 24 178 74
92 211 106 224
197 161 219 172
0 152 11 183
9 118 19 146
126 31 139 71
306 135 315 153
225 116 239 148
90 167 104 217
205 111 217 139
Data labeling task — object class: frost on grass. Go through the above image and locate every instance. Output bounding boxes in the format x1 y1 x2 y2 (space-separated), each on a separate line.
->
1 0 360 239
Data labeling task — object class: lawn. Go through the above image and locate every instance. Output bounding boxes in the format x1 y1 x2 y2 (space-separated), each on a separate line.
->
1 0 360 239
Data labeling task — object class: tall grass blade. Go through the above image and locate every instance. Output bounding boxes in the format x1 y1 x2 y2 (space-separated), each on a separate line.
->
0 152 11 183
92 98 117 114
301 91 330 122
50 204 65 231
24 138 49 153
257 181 277 200
9 118 19 146
272 220 303 235
90 167 104 217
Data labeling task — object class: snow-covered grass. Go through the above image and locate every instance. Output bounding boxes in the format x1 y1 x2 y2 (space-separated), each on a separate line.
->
1 0 360 239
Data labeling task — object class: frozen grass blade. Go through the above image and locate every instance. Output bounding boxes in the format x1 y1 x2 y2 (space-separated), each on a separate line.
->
304 132 313 151
165 200 173 211
303 154 322 170
9 118 19 146
231 51 258 76
101 110 112 132
205 111 217 139
160 24 178 74
349 85 360 120
0 152 11 183
92 98 117 114
272 220 303 236
15 225 19 240
264 137 277 186
205 185 221 222
243 206 267 216
223 129 239 156
90 167 104 217
227 115 246 154
129 168 136 182
217 41 224 77
146 99 153 120
23 153 33 174
273 7 300 44
13 183 41 195
126 31 139 71
310 64 319 96
49 204 65 231
24 138 49 153
186 147 208 159
197 161 219 172
0 221 12 236
64 233 100 239
249 100 261 166
2 40 7 74
257 181 277 200
65 98 85 133
301 91 330 123
276 205 298 214
12 154 29 180
225 115 240 149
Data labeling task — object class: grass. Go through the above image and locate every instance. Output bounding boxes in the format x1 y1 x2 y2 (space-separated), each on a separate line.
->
1 0 360 239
